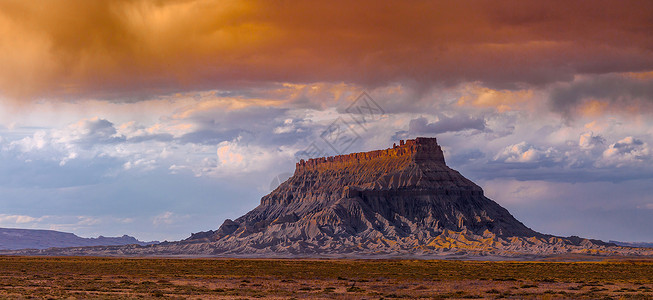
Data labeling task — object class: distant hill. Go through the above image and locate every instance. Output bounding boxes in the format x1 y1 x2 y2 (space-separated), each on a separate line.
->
609 241 653 248
0 227 158 250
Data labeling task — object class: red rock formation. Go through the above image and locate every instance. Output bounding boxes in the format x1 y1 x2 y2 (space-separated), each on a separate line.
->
152 137 641 257
190 137 549 252
295 137 445 172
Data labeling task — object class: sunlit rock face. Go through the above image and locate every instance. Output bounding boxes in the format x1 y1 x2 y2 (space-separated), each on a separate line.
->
183 138 622 256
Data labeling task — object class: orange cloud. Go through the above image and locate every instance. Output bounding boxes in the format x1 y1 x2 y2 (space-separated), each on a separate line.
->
1 0 652 101
623 71 653 80
578 100 609 117
457 84 534 112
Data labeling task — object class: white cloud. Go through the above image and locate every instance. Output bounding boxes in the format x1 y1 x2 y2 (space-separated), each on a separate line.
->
579 132 605 150
9 130 47 152
217 141 245 168
601 136 650 166
59 152 78 166
494 142 557 163
152 212 174 225
123 158 156 171
212 138 283 175
0 214 37 224
152 211 189 226
273 119 300 134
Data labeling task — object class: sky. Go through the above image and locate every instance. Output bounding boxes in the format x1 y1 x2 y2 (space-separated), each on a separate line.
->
0 0 652 242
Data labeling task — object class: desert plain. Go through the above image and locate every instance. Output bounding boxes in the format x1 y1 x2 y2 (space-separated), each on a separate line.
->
0 256 652 299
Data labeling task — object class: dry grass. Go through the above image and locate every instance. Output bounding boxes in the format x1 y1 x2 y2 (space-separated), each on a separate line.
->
0 256 651 299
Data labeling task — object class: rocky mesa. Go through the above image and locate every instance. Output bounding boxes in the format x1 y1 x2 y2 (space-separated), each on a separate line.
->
4 137 651 257
177 137 648 257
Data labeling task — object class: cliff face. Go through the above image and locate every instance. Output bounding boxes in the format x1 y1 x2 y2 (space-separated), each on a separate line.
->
189 138 548 254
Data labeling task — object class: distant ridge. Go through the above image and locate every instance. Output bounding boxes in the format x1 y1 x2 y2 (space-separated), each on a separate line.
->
609 241 653 248
0 227 157 250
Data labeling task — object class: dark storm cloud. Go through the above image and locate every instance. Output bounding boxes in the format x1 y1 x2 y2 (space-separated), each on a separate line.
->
550 74 653 116
71 118 125 146
126 133 174 143
612 138 644 153
394 115 486 140
448 148 485 166
409 116 486 134
2 0 653 101
177 129 243 145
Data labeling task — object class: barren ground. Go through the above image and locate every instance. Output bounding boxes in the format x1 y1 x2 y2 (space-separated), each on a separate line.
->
0 256 651 299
